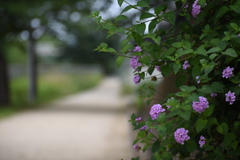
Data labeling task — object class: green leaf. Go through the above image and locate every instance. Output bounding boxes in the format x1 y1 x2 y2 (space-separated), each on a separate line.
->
196 45 207 56
161 152 173 160
121 43 134 53
137 1 149 7
192 65 202 78
180 85 197 92
217 123 228 135
115 15 128 22
120 39 129 49
154 5 167 15
210 82 224 93
198 85 212 94
180 110 191 120
116 56 125 68
230 23 238 31
222 48 237 57
166 109 180 118
234 121 240 129
107 48 116 53
140 55 151 66
195 119 207 133
173 62 181 74
206 47 221 54
118 0 124 7
223 132 236 148
132 32 143 45
140 12 155 20
198 0 206 7
152 140 161 153
186 141 197 152
131 157 140 160
203 105 214 117
172 42 182 48
164 11 176 24
147 66 155 75
162 48 176 58
209 53 218 60
157 113 166 123
216 6 229 18
230 4 240 13
148 19 159 33
232 141 238 150
176 75 186 88
134 23 146 35
121 5 133 14
157 124 167 135
161 64 170 77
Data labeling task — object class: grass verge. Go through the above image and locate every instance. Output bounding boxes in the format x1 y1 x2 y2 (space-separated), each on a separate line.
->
0 73 102 118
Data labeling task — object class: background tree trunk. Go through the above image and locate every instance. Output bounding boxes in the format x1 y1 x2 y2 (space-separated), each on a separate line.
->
0 51 10 106
27 34 37 103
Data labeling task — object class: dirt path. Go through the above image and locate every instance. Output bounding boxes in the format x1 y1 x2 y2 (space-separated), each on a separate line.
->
0 77 133 160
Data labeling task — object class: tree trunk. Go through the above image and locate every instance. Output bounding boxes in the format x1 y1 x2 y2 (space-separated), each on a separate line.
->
27 35 37 103
0 51 10 106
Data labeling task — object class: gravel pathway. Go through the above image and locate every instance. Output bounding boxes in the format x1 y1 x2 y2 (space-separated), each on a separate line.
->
0 77 133 160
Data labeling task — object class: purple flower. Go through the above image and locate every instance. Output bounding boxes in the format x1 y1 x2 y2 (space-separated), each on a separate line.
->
183 60 190 70
192 0 201 18
133 74 141 84
184 4 188 8
199 136 206 148
174 128 190 145
133 46 142 52
166 97 174 109
140 125 152 132
222 66 234 79
133 144 141 152
196 76 200 84
210 93 217 97
225 91 235 105
129 56 141 69
149 104 165 120
192 96 209 113
135 117 142 123
238 34 240 37
156 65 161 72
156 60 162 72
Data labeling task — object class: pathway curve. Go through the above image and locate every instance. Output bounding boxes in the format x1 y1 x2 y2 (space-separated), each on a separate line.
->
0 77 133 160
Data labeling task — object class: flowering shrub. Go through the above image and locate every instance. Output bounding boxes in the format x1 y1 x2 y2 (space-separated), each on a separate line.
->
91 0 240 159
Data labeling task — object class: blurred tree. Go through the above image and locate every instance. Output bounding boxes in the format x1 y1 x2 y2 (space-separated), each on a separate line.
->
0 0 116 105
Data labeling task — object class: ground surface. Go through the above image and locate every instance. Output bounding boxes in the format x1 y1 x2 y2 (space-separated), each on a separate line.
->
0 77 134 160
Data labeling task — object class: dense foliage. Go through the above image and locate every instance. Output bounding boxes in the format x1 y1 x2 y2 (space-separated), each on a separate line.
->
92 0 240 159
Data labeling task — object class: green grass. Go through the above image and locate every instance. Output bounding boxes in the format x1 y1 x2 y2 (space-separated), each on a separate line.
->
0 73 102 118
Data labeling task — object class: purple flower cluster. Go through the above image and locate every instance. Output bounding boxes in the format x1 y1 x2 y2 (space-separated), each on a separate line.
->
130 56 141 70
149 104 165 120
133 74 141 84
183 60 190 70
192 96 209 113
225 91 235 105
192 0 201 18
211 93 217 97
133 46 142 52
133 144 141 152
222 66 234 79
174 128 190 145
199 136 206 148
